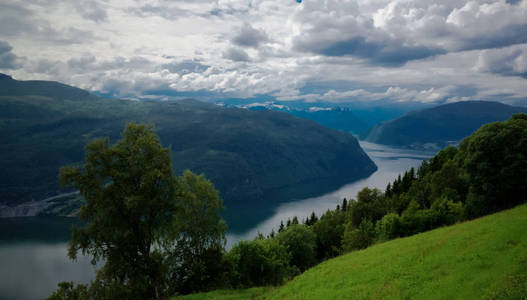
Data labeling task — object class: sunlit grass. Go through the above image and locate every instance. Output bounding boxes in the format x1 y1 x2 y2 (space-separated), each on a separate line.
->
176 203 527 299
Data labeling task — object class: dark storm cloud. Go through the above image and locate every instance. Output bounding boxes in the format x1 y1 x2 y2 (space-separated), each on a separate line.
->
232 24 269 48
457 23 527 52
318 37 445 66
223 48 250 62
0 41 20 69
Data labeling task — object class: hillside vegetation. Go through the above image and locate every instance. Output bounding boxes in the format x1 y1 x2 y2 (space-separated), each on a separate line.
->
172 113 527 299
0 74 376 227
176 202 527 299
363 101 527 149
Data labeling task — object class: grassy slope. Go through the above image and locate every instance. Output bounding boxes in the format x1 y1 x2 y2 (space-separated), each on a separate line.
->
176 203 527 299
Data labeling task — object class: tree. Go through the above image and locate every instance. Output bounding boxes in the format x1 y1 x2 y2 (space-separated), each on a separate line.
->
312 209 346 259
349 188 387 227
278 221 285 233
342 219 375 252
276 224 317 272
56 122 226 299
166 171 227 294
458 114 527 217
224 239 291 287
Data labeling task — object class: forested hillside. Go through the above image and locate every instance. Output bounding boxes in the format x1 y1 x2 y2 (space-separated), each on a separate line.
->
173 113 527 299
0 74 377 226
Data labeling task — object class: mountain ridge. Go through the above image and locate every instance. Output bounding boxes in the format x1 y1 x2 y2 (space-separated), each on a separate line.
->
362 100 527 149
0 74 377 229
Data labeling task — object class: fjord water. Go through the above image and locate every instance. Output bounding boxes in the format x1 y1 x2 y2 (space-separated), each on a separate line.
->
226 141 432 248
0 142 432 300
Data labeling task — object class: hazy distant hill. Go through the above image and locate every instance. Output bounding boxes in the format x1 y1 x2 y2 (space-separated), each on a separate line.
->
362 101 527 149
0 74 377 225
237 101 404 135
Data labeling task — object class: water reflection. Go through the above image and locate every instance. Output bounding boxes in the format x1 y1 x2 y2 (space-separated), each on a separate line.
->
0 243 94 300
226 142 433 248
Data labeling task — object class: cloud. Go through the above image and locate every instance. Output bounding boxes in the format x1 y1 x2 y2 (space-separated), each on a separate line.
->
476 45 527 78
0 2 34 37
223 47 251 62
0 41 21 69
293 0 527 66
232 23 269 48
0 1 96 45
162 60 210 75
298 36 445 67
74 1 108 23
276 85 456 104
3 0 527 106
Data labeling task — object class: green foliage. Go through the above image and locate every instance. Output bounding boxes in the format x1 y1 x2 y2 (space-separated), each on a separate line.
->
276 224 317 272
46 282 88 300
225 239 291 288
458 113 527 217
430 197 464 226
55 122 226 298
168 171 227 294
176 204 527 299
312 209 346 259
349 188 387 227
263 203 527 300
375 213 401 241
342 219 375 252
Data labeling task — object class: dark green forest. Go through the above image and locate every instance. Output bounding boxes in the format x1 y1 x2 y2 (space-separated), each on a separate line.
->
48 114 527 299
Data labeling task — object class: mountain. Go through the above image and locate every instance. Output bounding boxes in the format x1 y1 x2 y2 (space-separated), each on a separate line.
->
235 101 404 135
362 101 527 149
177 202 527 299
0 74 377 228
0 73 96 101
288 107 370 135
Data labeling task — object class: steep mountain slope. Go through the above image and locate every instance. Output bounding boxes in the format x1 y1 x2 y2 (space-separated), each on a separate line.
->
177 203 527 299
0 74 377 226
363 101 527 148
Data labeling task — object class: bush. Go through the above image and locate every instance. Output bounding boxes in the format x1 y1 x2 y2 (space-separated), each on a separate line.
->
225 238 291 288
375 213 401 241
312 210 346 259
276 224 317 271
342 219 375 252
459 113 527 217
431 197 464 226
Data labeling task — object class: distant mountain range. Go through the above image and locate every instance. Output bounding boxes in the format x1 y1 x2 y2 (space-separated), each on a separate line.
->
362 101 527 149
0 74 377 228
233 101 405 135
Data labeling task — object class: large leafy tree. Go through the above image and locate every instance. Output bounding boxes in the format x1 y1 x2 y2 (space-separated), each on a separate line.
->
458 113 527 217
167 170 227 294
57 122 226 299
276 224 316 272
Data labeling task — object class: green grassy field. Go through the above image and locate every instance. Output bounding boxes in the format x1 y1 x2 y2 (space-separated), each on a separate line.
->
175 203 527 299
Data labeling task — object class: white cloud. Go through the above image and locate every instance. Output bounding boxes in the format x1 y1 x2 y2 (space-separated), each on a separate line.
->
0 0 527 105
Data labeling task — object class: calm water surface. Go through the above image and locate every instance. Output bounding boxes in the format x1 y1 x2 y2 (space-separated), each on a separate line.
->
0 142 432 300
226 141 433 248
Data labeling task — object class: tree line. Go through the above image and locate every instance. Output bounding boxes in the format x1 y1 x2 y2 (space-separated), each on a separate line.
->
48 113 527 299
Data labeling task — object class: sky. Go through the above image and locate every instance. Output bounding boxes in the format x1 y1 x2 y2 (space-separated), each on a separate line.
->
1 0 527 105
